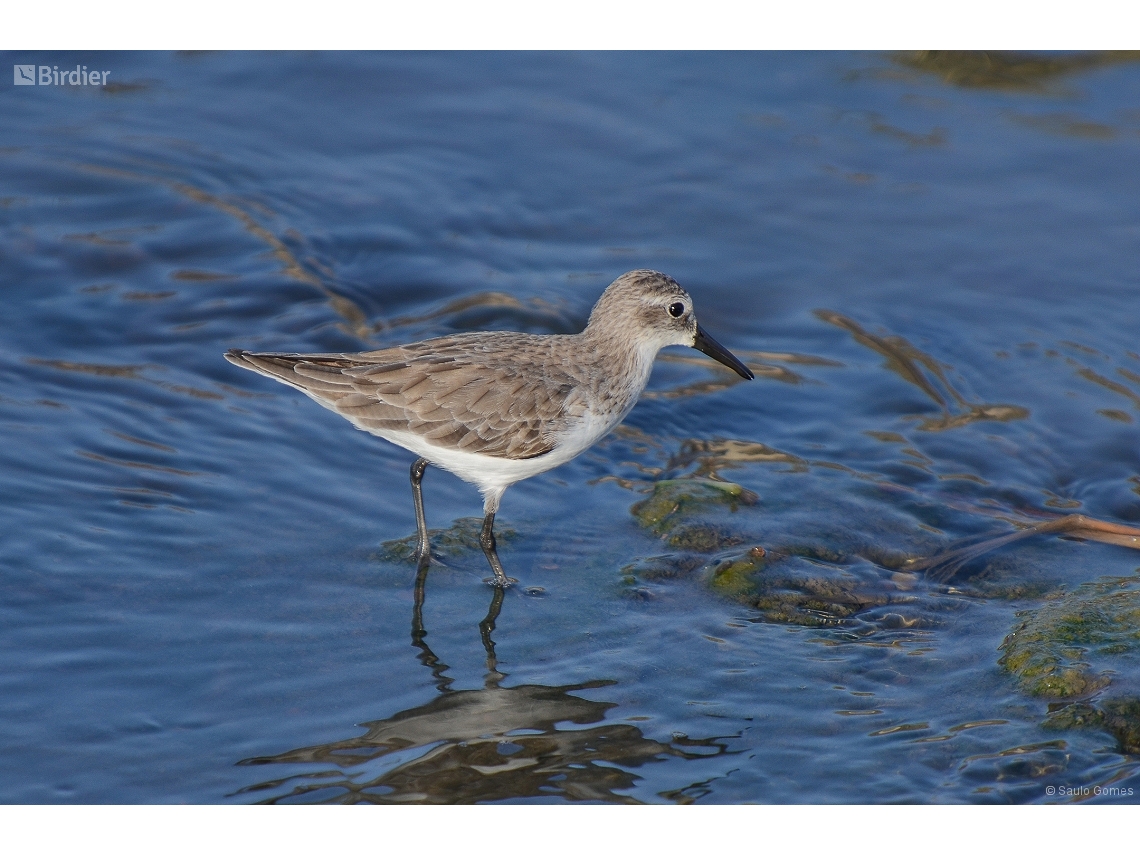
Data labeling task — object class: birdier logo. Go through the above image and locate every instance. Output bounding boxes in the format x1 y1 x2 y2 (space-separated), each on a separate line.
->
13 64 110 86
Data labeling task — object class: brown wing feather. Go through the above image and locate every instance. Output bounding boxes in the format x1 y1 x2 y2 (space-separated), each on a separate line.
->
225 335 582 459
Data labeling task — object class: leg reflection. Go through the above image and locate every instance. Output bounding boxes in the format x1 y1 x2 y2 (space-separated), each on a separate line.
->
479 585 506 688
236 570 736 804
411 559 453 692
411 559 507 691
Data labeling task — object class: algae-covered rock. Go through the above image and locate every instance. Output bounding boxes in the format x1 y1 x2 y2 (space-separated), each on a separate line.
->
706 546 906 628
999 577 1140 699
968 577 1061 602
620 553 707 584
622 533 925 629
744 560 884 628
706 546 768 599
630 479 757 536
1100 698 1140 754
664 524 746 553
1043 697 1140 755
624 542 907 629
377 517 517 563
1042 702 1104 732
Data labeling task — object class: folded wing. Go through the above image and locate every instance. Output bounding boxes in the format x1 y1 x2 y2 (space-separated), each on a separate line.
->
225 336 578 460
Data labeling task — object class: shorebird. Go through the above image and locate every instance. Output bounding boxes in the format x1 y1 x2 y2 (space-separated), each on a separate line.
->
225 269 753 586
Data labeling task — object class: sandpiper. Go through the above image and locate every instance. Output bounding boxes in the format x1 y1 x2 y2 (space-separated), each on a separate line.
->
226 269 753 586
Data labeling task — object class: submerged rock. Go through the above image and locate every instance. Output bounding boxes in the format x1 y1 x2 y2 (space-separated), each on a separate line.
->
377 517 517 563
630 479 758 536
621 553 707 584
1097 698 1140 755
706 546 768 599
998 577 1140 699
626 541 920 629
718 548 900 628
664 524 746 553
1043 697 1140 755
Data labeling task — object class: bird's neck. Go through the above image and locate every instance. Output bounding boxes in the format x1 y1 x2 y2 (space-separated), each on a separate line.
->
579 324 659 401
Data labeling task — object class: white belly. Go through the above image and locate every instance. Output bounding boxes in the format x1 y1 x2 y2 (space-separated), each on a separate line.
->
367 402 621 498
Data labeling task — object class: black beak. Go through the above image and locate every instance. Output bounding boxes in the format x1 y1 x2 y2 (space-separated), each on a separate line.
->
692 324 754 380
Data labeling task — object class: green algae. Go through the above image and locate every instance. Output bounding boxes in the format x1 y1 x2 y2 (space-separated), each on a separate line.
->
967 575 1060 602
626 475 931 628
999 577 1140 699
377 517 517 563
664 524 746 553
737 553 900 628
623 469 1139 642
631 543 908 628
630 479 757 534
1043 698 1140 755
706 547 769 599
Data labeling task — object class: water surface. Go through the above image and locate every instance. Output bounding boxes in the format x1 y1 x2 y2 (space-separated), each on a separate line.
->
2 51 1139 803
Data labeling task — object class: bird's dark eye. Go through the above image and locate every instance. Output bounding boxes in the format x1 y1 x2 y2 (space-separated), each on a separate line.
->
668 301 686 318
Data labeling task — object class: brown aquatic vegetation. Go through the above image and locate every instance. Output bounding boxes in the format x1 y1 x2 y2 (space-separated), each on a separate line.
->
646 349 842 400
25 357 150 378
816 310 1029 431
382 291 568 333
908 514 1140 583
667 438 809 479
892 51 1140 93
77 163 595 350
1077 367 1140 411
25 357 225 402
78 163 375 339
1009 113 1117 141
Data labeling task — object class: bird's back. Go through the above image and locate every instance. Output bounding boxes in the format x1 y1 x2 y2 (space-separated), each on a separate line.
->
226 331 593 461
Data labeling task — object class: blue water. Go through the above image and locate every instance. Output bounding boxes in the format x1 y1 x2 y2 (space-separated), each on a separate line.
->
2 51 1139 803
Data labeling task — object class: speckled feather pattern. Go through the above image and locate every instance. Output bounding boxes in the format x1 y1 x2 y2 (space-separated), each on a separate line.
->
227 331 641 461
225 270 748 505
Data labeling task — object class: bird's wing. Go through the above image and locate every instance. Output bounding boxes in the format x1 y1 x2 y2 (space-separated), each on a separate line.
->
225 336 580 460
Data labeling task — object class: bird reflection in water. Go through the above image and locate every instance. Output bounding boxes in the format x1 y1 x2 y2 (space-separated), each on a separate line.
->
232 565 730 804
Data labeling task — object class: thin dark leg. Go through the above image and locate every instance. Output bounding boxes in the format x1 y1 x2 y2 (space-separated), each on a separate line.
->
410 457 430 566
479 511 515 588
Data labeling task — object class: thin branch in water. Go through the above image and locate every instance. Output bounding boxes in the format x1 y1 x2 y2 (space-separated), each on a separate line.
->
908 514 1140 583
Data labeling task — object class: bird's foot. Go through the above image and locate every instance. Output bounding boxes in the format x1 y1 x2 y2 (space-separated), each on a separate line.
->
482 575 519 589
